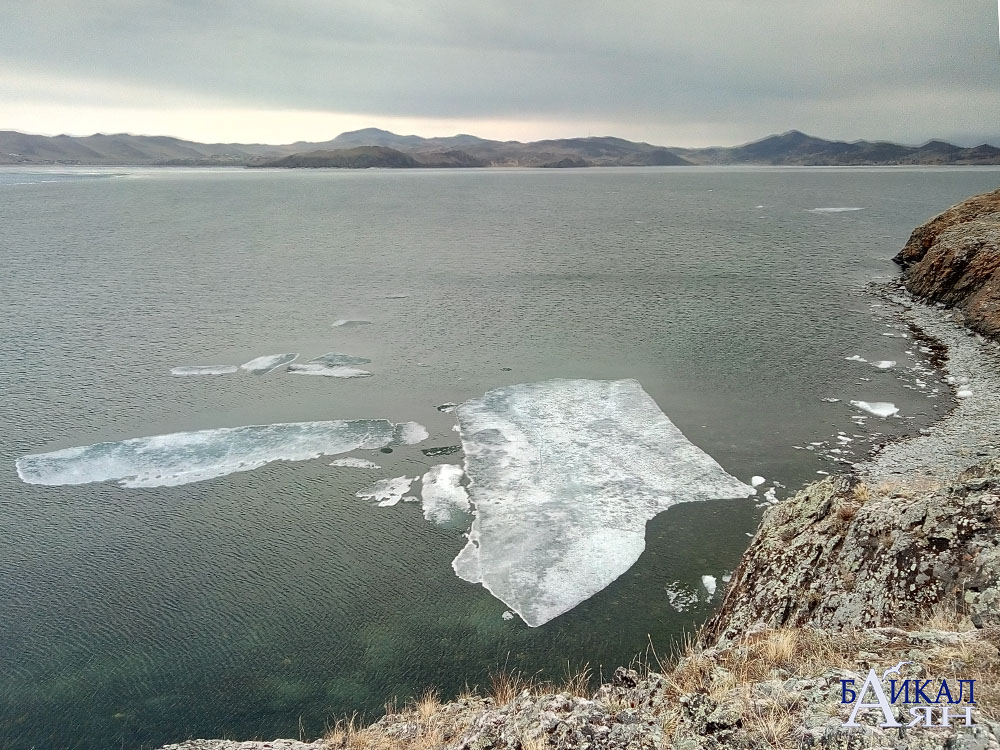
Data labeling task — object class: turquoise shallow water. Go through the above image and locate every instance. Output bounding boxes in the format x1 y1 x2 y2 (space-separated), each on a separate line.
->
1 165 999 749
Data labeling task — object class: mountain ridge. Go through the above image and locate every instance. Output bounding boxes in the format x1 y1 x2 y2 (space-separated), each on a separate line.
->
2 127 998 167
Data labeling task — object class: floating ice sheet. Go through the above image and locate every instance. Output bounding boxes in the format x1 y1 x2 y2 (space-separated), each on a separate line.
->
357 476 415 507
452 378 753 627
16 420 408 488
332 319 371 328
701 575 717 597
308 352 372 366
850 400 899 418
170 365 237 376
330 457 381 469
808 207 865 213
872 360 896 370
240 353 298 374
421 464 470 525
286 364 372 378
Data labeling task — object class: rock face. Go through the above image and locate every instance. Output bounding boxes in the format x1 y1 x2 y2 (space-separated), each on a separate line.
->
702 465 1000 643
894 189 1000 339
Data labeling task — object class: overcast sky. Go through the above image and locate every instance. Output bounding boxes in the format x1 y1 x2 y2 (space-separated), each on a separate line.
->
2 0 999 146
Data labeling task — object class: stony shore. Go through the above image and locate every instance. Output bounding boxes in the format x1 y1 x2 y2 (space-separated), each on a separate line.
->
159 189 1000 750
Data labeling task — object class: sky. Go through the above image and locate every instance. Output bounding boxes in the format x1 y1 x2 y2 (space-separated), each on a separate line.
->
2 0 999 147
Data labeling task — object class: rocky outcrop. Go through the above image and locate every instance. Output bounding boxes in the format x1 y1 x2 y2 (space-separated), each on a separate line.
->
702 464 1000 644
894 189 1000 339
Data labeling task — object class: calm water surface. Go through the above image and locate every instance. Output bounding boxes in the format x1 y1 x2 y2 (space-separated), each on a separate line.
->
2 165 998 749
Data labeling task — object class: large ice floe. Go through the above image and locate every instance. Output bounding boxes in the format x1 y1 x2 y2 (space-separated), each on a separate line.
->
16 420 428 488
451 378 753 627
240 353 298 374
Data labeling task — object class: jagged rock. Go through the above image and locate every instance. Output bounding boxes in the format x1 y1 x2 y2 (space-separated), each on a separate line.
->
702 465 1000 643
894 189 1000 339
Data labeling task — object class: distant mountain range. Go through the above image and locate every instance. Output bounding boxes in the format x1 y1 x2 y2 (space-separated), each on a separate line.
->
2 127 999 168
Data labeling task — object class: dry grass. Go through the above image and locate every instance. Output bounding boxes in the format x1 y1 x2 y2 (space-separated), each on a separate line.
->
872 475 943 499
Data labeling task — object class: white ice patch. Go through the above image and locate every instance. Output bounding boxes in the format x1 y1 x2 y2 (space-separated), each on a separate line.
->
665 582 698 612
850 400 899 418
16 420 406 488
501 610 515 621
957 389 973 399
332 319 371 328
751 475 766 487
286 364 372 378
420 464 471 525
240 353 298 374
872 360 896 370
451 378 753 627
701 575 717 597
395 421 429 445
169 365 237 376
357 475 415 507
329 457 381 469
808 207 865 213
844 355 867 363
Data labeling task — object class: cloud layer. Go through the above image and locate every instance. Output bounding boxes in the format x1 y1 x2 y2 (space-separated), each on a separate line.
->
3 0 998 145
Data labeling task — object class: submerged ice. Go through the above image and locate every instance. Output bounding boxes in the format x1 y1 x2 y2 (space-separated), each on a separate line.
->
451 378 753 627
16 420 419 488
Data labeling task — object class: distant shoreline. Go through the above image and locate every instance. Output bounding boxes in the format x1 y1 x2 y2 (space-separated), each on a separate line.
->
4 127 1000 168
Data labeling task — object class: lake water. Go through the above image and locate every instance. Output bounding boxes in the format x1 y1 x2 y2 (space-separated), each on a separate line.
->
2 165 998 749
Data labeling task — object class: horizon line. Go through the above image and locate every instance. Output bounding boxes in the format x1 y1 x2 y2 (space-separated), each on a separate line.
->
2 126 999 152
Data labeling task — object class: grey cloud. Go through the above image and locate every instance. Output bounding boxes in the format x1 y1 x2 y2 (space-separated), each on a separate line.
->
3 0 999 143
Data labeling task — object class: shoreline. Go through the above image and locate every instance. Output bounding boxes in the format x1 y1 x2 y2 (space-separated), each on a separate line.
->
860 280 1000 484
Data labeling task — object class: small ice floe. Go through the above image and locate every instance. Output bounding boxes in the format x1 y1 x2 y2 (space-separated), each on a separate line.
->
821 397 840 403
330 457 380 469
957 389 973 399
332 319 372 328
385 294 410 299
722 572 732 583
882 332 907 338
850 400 899 418
751 475 766 487
763 487 778 503
309 352 372 366
287 364 372 378
872 361 896 370
701 575 717 597
436 403 458 413
356 475 415 507
665 582 699 612
817 470 829 475
845 355 867 363
170 365 237 376
422 445 461 457
420 464 471 525
808 207 865 213
240 353 298 375
501 610 515 621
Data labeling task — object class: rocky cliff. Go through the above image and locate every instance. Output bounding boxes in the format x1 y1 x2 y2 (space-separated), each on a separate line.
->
894 189 1000 339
